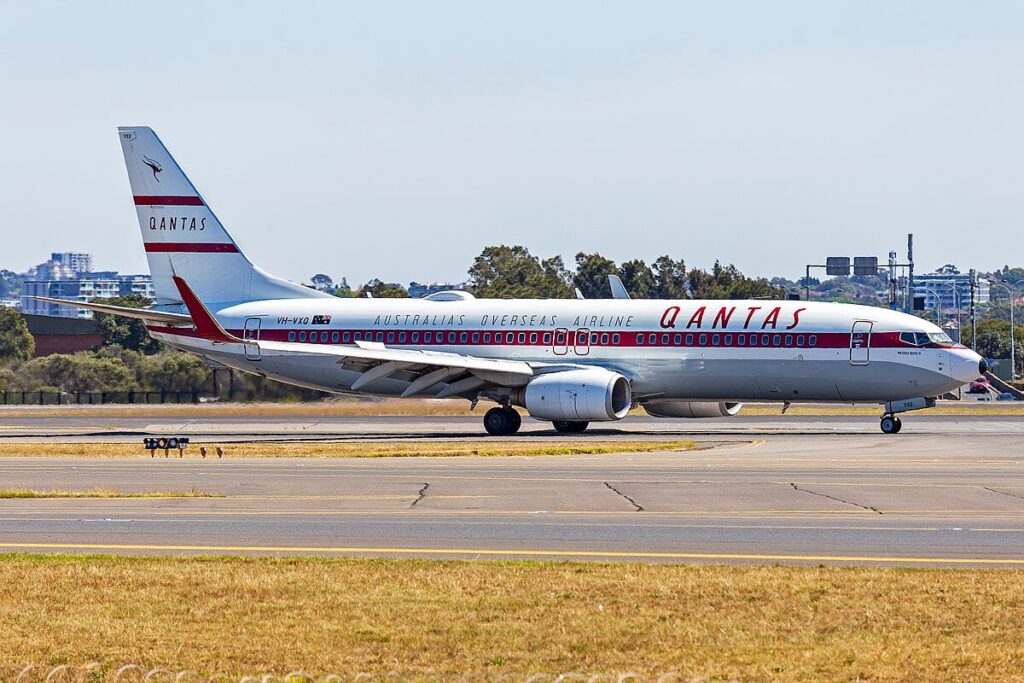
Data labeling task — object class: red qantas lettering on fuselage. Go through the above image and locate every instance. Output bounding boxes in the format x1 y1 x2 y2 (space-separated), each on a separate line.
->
660 304 804 331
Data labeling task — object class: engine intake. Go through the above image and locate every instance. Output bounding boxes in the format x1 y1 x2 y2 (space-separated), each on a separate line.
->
518 368 631 422
642 400 743 418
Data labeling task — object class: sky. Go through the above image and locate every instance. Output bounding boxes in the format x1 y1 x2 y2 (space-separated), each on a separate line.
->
1 1 1022 287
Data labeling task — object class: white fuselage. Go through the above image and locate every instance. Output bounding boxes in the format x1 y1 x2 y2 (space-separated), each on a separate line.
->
148 297 982 404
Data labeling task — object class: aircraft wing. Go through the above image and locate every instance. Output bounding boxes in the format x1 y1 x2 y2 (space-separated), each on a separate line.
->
255 339 535 396
26 296 192 325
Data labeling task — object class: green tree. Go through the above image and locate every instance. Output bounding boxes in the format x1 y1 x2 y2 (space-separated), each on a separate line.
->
467 245 573 299
0 308 34 361
361 281 409 298
137 352 212 391
652 256 689 299
573 252 619 298
619 259 656 299
17 353 137 393
91 294 161 355
963 319 1024 374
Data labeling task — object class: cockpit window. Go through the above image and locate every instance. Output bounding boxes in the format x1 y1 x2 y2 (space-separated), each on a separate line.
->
900 331 952 346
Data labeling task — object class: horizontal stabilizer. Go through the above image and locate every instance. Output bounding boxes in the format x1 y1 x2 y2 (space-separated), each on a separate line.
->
27 296 192 325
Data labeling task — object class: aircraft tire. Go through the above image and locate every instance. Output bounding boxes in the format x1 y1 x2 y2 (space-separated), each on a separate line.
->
552 420 589 434
484 407 521 436
880 415 898 434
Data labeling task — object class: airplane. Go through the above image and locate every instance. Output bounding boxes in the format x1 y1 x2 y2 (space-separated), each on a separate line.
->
34 127 986 435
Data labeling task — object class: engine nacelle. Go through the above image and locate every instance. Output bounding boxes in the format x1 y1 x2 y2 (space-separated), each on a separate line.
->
642 400 743 418
517 368 632 422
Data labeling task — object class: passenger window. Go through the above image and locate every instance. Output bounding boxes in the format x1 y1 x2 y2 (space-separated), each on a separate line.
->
737 334 745 345
785 335 792 346
673 334 682 345
649 334 657 344
399 332 407 343
460 332 467 343
288 331 296 342
773 335 781 346
530 333 538 344
685 334 693 345
724 334 732 345
448 332 456 343
761 335 770 346
661 334 669 345
506 333 514 343
424 332 432 343
809 335 817 346
699 334 707 345
299 332 306 342
331 332 339 342
354 332 362 341
472 333 480 343
483 333 490 343
411 332 419 343
796 335 804 346
519 333 527 343
555 332 565 343
543 332 551 344
636 334 644 345
712 334 720 346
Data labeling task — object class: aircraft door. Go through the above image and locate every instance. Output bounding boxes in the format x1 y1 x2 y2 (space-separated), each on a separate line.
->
243 317 262 361
850 320 872 366
552 327 568 355
574 328 591 356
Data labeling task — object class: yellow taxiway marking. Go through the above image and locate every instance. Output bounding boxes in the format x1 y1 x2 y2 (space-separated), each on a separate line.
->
0 541 1022 564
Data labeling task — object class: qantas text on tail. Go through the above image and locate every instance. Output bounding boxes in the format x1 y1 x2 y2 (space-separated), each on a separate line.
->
35 127 985 435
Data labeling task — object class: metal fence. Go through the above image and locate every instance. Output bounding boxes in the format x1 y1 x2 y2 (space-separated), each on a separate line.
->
0 389 330 405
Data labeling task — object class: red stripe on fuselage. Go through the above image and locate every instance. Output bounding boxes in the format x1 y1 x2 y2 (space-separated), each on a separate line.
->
134 196 205 206
144 243 239 253
145 326 931 351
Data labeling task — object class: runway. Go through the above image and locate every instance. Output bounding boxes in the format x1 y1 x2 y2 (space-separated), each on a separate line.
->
1 412 1023 566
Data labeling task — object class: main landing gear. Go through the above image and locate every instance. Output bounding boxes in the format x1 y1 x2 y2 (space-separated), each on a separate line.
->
552 420 589 434
483 406 522 436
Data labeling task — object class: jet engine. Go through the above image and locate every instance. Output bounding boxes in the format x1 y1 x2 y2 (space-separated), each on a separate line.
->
516 368 631 421
642 400 743 418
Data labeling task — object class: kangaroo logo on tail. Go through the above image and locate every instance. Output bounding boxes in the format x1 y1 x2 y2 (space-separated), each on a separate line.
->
142 155 163 182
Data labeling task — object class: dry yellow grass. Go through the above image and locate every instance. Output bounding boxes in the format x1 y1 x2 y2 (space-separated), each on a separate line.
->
1 398 1020 418
0 488 220 499
1 554 1023 681
0 440 697 458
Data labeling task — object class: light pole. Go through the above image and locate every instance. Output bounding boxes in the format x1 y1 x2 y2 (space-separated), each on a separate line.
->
991 280 1021 380
921 287 944 327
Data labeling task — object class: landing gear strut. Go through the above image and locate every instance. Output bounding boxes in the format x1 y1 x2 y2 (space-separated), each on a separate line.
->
483 406 522 436
879 415 903 434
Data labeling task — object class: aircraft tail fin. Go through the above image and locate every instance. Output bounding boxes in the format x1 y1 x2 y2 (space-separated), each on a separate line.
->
117 127 330 306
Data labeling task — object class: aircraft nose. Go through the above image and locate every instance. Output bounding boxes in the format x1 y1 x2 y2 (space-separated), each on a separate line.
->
949 348 986 384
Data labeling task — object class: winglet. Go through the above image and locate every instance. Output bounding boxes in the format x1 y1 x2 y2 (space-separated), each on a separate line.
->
172 276 243 343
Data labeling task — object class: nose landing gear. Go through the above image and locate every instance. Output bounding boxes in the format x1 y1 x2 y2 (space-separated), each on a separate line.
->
880 415 903 434
878 397 935 434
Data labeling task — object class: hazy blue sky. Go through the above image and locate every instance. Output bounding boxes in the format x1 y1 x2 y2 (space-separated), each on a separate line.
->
1 1 1022 286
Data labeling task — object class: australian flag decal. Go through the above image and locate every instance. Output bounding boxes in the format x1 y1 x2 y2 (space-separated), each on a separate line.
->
312 315 332 325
